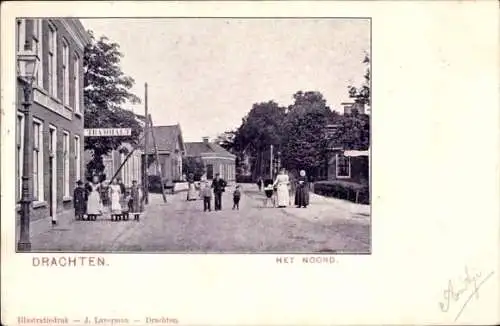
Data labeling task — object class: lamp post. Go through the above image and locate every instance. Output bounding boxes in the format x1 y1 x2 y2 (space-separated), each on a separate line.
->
17 52 39 252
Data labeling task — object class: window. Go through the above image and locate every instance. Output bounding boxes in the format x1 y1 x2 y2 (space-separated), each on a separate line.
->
33 19 43 85
63 131 70 197
120 152 125 182
48 23 57 98
74 135 81 182
16 113 24 201
62 40 69 106
73 54 80 112
16 19 26 52
336 153 351 179
32 119 44 201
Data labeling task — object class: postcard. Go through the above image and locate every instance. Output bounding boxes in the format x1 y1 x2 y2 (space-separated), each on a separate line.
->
1 1 498 325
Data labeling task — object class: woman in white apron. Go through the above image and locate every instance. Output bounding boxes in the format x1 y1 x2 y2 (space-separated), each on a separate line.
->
273 168 290 208
186 173 198 201
109 179 123 221
86 175 102 221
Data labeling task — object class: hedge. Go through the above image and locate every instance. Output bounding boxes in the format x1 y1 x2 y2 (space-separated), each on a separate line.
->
236 175 254 183
148 175 178 193
313 180 370 204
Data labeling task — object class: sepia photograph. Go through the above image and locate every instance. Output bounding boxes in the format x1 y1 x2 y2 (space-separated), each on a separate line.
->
14 17 371 253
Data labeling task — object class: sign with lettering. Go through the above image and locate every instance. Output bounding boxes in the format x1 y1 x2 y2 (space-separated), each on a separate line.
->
84 128 132 137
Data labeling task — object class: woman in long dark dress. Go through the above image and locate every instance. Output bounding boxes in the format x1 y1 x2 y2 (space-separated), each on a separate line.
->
73 180 87 220
128 180 144 221
294 170 310 208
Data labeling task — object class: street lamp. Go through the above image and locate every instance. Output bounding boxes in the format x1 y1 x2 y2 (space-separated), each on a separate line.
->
17 52 39 252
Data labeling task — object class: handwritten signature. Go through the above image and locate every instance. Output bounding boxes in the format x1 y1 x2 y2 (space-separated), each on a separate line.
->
439 266 495 322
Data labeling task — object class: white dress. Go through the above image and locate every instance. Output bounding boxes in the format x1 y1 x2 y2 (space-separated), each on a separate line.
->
109 184 122 214
86 183 102 215
273 174 290 207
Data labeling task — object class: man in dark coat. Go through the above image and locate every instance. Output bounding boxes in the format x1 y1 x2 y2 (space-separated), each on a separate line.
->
211 173 227 211
117 177 126 195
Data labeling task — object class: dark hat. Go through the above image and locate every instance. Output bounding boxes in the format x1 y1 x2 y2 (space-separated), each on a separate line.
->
76 180 83 185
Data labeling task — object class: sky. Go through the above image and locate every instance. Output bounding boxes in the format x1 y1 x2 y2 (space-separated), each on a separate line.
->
81 18 370 142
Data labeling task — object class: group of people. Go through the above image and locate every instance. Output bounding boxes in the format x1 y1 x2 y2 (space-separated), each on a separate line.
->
73 168 308 219
73 175 145 222
257 168 310 208
186 173 241 211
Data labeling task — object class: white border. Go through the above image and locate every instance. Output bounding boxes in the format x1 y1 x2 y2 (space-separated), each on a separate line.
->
1 2 499 326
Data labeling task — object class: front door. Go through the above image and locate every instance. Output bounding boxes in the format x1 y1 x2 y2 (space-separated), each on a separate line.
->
48 158 54 217
206 164 214 180
48 127 57 220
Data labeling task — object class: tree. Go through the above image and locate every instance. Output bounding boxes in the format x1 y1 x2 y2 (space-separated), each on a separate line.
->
215 131 236 152
232 101 286 178
83 31 142 178
333 113 370 151
281 91 333 176
182 156 205 181
348 52 371 106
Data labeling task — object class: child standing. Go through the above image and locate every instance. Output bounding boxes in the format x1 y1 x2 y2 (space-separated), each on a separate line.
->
73 180 87 220
200 181 212 212
232 185 241 210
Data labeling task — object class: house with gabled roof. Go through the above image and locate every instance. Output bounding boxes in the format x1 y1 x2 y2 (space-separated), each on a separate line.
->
325 115 370 185
144 124 186 182
184 137 236 181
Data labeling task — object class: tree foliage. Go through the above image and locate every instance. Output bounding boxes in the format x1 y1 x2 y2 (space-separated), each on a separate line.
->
281 91 334 173
233 101 286 154
332 113 370 151
182 156 205 181
222 85 370 180
215 131 236 152
83 31 142 177
348 53 371 106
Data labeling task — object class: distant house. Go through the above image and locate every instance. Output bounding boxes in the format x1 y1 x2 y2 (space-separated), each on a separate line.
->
341 101 366 115
144 124 185 182
185 137 236 181
325 122 370 185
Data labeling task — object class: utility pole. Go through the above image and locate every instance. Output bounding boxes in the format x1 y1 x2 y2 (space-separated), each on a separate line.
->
143 82 149 204
270 144 273 180
149 114 167 203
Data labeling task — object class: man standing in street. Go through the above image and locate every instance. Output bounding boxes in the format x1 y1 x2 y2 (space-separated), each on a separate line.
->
211 173 227 211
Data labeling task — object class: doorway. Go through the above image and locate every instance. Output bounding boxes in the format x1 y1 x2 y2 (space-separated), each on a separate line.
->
206 164 214 180
48 126 57 221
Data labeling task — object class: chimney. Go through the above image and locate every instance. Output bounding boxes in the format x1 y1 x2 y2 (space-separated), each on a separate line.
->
353 102 365 114
341 102 354 115
202 137 209 144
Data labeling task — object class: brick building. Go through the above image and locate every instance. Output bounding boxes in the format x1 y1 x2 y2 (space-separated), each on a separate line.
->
16 18 90 222
185 137 236 182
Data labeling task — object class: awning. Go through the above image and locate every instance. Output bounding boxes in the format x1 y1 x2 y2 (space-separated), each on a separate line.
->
344 148 370 157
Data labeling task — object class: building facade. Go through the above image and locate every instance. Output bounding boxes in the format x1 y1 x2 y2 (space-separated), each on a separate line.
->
324 122 369 185
185 137 236 182
84 115 146 188
100 143 143 187
145 125 185 182
16 18 90 222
